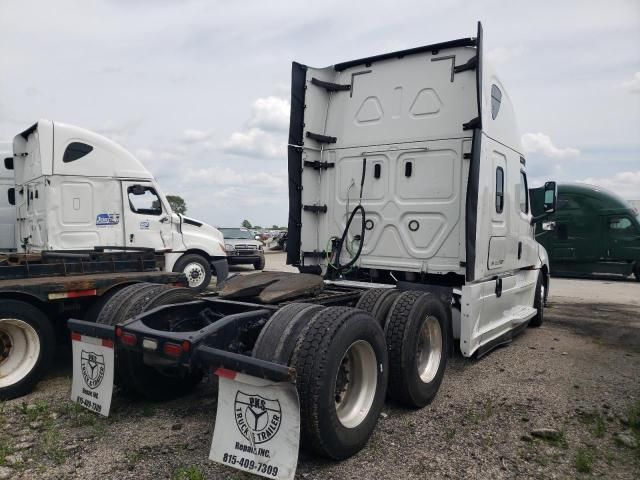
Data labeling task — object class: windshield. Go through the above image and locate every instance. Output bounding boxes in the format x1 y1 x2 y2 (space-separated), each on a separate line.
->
219 228 254 239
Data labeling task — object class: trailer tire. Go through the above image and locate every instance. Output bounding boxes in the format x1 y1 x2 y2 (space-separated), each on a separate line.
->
172 254 212 292
122 286 201 400
84 284 129 322
355 288 400 327
385 291 449 408
529 271 545 327
253 255 266 271
291 307 388 459
0 300 55 400
96 283 151 326
252 303 324 364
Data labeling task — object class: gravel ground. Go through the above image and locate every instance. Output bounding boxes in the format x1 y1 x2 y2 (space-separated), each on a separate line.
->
1 254 638 479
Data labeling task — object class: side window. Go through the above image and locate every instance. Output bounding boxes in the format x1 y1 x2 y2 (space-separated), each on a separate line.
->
63 142 93 163
608 217 633 234
127 186 162 215
491 84 502 120
519 171 529 214
495 167 504 213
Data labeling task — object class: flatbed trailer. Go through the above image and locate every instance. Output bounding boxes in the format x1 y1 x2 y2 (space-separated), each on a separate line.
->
0 247 186 399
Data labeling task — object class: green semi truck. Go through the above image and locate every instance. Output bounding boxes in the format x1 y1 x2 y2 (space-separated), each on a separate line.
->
531 183 640 281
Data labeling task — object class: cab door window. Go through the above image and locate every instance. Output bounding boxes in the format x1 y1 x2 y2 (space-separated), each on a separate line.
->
127 185 162 215
608 217 634 235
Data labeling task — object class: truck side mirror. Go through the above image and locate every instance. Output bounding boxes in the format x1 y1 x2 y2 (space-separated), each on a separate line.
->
4 157 13 170
542 221 556 231
543 181 557 213
7 188 15 206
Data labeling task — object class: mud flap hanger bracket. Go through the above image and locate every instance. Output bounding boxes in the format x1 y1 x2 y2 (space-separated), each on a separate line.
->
195 346 296 383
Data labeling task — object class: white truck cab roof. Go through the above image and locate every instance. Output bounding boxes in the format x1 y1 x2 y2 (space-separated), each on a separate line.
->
13 119 152 185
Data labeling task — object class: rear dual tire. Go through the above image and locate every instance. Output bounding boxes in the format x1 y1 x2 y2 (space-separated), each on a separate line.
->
254 304 388 460
355 288 400 327
385 291 450 408
292 307 388 459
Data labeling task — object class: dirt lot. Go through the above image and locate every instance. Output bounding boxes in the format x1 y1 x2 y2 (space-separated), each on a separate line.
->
1 253 639 479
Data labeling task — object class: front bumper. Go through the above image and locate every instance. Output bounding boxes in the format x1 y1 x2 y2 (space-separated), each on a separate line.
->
226 251 264 265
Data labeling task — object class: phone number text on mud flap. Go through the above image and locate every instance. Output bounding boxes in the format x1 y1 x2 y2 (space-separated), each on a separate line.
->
222 453 279 477
77 396 102 414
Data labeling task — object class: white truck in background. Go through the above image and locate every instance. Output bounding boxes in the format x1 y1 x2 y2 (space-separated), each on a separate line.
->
9 120 227 290
1 144 16 251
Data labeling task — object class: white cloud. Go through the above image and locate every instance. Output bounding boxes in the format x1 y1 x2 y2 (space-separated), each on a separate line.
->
487 46 524 65
521 133 580 159
620 72 640 94
181 129 214 143
247 96 290 132
223 127 285 159
578 171 640 200
93 119 142 145
182 166 286 189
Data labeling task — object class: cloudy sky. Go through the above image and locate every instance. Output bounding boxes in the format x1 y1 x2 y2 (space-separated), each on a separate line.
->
1 0 639 227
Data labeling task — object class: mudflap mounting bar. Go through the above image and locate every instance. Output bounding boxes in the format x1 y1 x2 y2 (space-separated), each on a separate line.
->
195 346 296 383
68 318 115 339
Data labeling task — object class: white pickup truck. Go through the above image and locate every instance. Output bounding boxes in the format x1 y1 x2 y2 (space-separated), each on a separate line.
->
8 120 227 290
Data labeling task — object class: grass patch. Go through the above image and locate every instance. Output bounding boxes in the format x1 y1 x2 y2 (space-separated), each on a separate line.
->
126 450 142 469
174 466 205 480
579 411 606 438
465 400 495 424
69 404 98 428
575 448 594 473
593 414 606 438
0 439 10 466
626 401 640 435
40 426 66 465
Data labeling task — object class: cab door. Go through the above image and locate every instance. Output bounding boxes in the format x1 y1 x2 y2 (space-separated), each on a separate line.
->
121 181 171 251
603 215 640 261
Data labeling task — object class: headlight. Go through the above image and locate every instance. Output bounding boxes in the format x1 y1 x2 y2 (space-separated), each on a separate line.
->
225 244 235 251
258 245 263 250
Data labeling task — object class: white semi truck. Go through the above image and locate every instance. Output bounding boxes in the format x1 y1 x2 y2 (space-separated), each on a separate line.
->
0 145 16 251
61 23 556 480
9 120 227 290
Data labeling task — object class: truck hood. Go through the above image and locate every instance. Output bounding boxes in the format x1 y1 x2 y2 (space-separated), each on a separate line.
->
179 215 226 256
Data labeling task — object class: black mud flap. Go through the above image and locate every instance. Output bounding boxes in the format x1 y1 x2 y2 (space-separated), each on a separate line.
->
211 259 229 288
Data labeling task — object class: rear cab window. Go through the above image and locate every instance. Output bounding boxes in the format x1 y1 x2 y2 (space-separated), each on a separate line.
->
519 171 529 214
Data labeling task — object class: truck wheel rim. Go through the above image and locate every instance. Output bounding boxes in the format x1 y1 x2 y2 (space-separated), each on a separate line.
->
0 319 40 388
417 316 442 383
334 340 377 429
183 262 205 288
